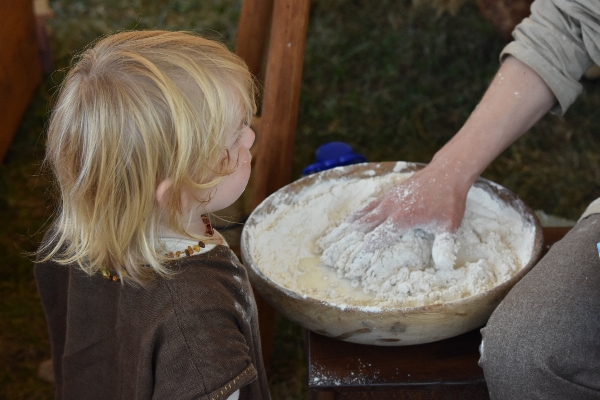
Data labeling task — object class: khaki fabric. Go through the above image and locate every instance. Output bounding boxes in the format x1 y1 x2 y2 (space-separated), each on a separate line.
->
501 0 600 115
480 214 600 399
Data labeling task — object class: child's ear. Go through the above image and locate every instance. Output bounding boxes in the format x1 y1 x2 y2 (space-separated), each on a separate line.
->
155 178 173 209
156 178 192 210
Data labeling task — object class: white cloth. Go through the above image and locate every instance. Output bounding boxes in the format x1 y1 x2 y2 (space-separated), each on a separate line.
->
579 197 600 221
158 231 229 256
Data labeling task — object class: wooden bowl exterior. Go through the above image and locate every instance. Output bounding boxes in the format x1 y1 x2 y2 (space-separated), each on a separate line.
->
241 162 544 345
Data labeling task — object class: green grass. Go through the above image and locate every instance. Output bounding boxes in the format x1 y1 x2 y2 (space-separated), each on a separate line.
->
1 85 55 399
2 0 600 398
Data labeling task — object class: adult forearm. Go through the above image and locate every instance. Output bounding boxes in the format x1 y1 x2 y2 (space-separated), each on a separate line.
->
429 56 557 190
348 57 559 243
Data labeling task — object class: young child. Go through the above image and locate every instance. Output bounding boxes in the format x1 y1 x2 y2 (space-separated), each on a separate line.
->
35 30 270 400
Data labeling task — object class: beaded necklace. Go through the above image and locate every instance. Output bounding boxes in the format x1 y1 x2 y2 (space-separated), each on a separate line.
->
101 214 214 282
164 214 214 258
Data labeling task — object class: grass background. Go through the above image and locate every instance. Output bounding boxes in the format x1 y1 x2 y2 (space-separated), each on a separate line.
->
2 0 599 398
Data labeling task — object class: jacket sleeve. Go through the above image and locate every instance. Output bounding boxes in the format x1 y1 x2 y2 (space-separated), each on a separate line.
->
151 254 259 400
500 0 600 115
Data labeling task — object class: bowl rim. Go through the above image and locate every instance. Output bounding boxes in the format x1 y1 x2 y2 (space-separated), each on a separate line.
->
241 161 544 313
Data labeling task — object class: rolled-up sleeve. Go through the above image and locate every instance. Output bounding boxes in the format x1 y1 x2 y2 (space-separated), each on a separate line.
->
500 0 600 115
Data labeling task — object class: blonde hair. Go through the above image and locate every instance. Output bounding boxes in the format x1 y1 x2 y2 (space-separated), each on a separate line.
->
40 30 256 284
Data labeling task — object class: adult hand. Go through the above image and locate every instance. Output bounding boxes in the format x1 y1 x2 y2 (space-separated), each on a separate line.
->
346 162 470 252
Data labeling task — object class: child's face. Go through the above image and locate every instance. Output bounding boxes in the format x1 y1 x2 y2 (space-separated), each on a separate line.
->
203 122 255 213
156 122 255 239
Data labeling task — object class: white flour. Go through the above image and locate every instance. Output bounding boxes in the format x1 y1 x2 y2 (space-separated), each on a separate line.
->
246 163 535 308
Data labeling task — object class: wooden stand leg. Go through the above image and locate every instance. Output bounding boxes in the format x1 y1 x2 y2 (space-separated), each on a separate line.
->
311 392 335 400
249 0 311 373
236 0 311 376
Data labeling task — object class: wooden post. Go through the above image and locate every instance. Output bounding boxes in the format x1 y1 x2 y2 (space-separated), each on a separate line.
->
250 0 311 209
235 0 311 373
0 0 42 161
249 0 311 372
235 0 274 80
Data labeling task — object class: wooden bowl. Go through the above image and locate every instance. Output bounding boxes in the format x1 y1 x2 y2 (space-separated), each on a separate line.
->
240 162 544 345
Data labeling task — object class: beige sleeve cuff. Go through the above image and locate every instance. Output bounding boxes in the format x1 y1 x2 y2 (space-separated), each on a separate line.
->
579 198 600 221
500 42 582 116
499 0 600 115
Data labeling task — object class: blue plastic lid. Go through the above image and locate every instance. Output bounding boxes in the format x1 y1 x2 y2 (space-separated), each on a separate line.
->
302 142 366 175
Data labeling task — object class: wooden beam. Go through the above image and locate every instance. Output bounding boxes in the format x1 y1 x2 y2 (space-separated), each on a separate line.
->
235 0 274 79
251 0 311 209
0 0 42 161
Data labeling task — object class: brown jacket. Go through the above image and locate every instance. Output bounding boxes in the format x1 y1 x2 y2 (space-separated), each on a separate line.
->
35 243 270 400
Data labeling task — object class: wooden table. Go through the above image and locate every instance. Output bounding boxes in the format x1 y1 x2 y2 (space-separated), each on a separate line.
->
307 227 571 399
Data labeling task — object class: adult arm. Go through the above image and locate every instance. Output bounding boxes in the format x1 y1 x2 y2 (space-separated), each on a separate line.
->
351 56 556 250
351 0 600 251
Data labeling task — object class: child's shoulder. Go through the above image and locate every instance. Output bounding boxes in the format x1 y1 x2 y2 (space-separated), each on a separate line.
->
161 245 250 302
165 243 242 275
